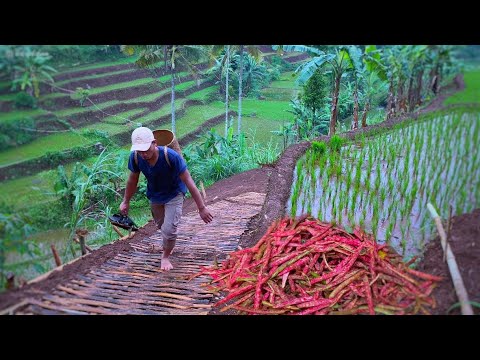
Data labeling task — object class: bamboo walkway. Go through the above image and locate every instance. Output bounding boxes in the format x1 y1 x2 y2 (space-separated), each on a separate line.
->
9 192 265 315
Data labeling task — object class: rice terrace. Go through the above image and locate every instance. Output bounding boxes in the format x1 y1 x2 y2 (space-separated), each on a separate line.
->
0 45 478 315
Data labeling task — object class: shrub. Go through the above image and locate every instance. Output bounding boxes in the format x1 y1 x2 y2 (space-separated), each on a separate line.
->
311 140 327 155
14 92 37 109
70 87 90 107
329 134 343 153
0 117 36 150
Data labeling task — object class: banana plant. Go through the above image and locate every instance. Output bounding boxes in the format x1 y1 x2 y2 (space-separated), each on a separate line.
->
275 45 362 135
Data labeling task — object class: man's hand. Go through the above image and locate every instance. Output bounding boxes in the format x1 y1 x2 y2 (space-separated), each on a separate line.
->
120 200 130 215
199 206 213 224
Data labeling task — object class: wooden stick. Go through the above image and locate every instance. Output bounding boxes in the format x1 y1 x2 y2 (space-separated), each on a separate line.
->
78 234 87 255
72 238 93 253
427 203 474 315
446 204 453 263
112 225 124 237
50 244 62 267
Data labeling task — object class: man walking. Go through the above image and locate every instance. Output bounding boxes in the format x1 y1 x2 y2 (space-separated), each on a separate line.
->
120 127 213 270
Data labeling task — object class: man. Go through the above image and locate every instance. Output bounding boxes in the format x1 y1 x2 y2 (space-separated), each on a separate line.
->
120 127 213 271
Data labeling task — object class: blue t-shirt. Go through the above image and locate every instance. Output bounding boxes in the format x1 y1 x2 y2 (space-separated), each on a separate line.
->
128 146 188 204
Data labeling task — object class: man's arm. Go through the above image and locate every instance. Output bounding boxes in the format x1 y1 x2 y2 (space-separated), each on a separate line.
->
120 171 140 215
179 169 213 224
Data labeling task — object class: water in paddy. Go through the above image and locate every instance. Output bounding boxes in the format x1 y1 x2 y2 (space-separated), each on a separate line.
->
287 111 480 259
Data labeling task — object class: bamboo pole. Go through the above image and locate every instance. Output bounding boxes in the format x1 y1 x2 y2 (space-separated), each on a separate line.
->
427 203 474 315
73 238 93 253
112 225 124 237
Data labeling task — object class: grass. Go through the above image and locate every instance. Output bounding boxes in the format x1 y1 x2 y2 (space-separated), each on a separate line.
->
0 172 57 208
123 78 196 104
0 108 48 123
42 77 161 100
140 98 188 124
0 93 18 101
444 70 480 105
0 81 11 91
269 71 301 89
210 98 294 122
210 115 285 148
0 154 99 210
44 71 189 100
85 108 148 134
186 85 219 101
58 56 137 74
206 97 294 147
55 68 135 87
53 100 121 117
175 103 226 138
0 131 89 167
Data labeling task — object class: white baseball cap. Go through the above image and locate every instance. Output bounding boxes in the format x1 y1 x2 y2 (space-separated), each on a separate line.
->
131 127 155 151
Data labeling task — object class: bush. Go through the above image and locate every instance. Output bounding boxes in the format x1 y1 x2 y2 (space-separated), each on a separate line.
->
329 135 343 153
14 92 37 109
70 87 90 107
26 201 70 230
269 55 296 72
0 117 36 150
311 140 327 155
34 45 123 67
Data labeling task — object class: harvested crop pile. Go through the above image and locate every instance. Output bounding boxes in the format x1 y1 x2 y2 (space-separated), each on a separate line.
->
192 215 443 315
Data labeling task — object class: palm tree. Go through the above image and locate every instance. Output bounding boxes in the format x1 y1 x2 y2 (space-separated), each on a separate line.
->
383 46 405 120
208 45 233 137
236 45 260 134
209 45 261 136
121 45 207 133
275 45 357 135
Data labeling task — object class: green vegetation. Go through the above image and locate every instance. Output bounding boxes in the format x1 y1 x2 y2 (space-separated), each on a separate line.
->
2 45 478 289
186 85 219 101
0 131 88 167
444 70 480 105
55 68 134 86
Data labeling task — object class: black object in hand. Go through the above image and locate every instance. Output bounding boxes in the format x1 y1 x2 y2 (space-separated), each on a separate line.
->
108 213 139 231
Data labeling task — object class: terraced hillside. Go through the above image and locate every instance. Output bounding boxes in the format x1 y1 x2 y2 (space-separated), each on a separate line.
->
0 45 310 283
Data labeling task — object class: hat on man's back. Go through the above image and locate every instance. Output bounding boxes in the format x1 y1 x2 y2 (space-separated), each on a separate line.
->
131 127 155 151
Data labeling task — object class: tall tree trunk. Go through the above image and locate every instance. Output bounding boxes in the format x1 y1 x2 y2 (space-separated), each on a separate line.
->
430 62 440 95
164 46 168 75
361 101 370 128
329 74 341 136
415 69 424 106
435 63 441 94
396 79 405 114
352 82 359 130
237 45 244 135
225 45 230 137
385 78 395 121
407 74 415 112
171 65 176 134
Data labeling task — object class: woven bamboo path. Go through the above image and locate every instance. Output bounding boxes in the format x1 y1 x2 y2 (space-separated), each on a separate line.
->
10 192 265 315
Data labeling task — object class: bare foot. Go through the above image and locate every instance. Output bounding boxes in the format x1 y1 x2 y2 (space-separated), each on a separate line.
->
161 257 173 271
